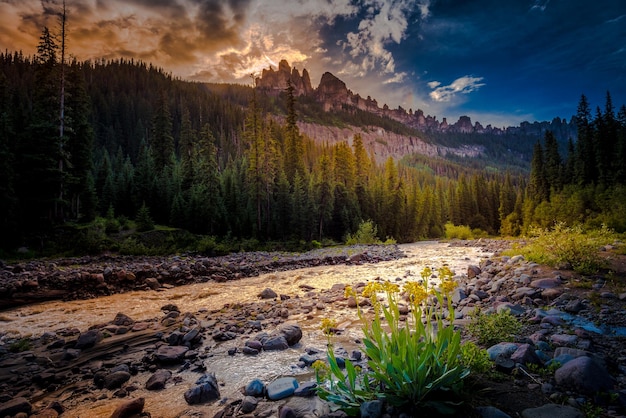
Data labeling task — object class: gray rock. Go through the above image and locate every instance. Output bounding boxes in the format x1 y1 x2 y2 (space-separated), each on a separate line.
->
104 371 131 390
245 378 266 397
259 288 278 299
468 265 481 279
554 356 614 394
263 335 289 351
487 342 519 361
267 377 298 400
240 396 259 413
476 406 512 418
184 373 220 405
280 396 331 418
279 324 303 346
511 344 541 366
521 403 583 418
112 312 134 326
145 369 172 390
74 329 103 349
530 278 562 289
360 400 383 418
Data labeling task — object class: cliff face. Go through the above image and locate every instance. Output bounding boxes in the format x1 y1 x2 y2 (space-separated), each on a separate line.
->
255 59 313 96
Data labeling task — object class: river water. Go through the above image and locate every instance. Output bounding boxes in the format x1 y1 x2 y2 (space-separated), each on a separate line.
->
0 241 492 418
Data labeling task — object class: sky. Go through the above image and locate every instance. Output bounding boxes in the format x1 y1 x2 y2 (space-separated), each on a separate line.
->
1 0 625 128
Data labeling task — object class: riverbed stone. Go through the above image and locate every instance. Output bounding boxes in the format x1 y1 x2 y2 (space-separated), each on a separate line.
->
267 377 298 400
104 371 131 390
74 329 102 349
554 356 614 394
145 369 171 390
521 403 583 418
259 288 278 299
510 344 541 366
245 378 266 397
112 312 134 326
184 373 220 405
279 324 302 345
155 345 189 363
487 342 519 361
262 335 289 351
109 397 145 418
240 396 259 413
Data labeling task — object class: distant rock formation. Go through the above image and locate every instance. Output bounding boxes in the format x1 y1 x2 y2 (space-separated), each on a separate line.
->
255 60 577 140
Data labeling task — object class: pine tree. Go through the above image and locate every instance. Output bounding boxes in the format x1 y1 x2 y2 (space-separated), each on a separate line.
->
151 91 174 169
543 131 562 193
528 141 549 202
284 80 304 180
575 94 596 184
315 150 334 241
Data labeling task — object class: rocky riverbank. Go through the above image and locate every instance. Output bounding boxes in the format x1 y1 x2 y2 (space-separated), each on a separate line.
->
0 240 625 418
0 245 404 309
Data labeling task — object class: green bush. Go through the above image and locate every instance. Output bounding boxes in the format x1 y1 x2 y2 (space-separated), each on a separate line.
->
444 222 473 240
135 202 155 232
466 308 522 347
317 266 469 415
507 222 615 274
9 338 31 353
345 220 381 245
460 342 492 374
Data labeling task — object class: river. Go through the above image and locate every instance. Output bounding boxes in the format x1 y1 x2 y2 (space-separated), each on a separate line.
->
0 241 492 417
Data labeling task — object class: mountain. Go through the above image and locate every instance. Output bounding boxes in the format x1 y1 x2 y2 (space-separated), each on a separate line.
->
253 59 576 167
255 59 577 140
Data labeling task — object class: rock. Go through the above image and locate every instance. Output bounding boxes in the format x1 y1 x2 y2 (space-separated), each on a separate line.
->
476 406 512 418
564 299 585 313
487 342 519 361
112 313 134 326
360 400 383 418
554 356 614 394
280 397 331 418
145 369 172 390
294 381 317 397
521 403 583 418
279 324 303 345
155 345 189 363
161 303 179 312
240 396 259 413
74 329 103 349
267 377 299 400
104 371 131 390
145 277 160 290
550 334 578 347
0 397 32 417
510 344 541 366
109 397 145 418
262 335 289 351
245 378 266 397
530 277 562 289
259 288 278 299
184 373 220 405
467 265 481 279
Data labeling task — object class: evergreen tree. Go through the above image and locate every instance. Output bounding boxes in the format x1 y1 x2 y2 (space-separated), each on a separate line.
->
543 131 562 193
315 150 334 241
284 80 304 180
528 141 549 202
150 91 174 169
0 71 17 246
575 94 596 184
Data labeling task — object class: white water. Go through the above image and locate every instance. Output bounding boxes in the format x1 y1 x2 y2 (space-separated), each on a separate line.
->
0 241 492 418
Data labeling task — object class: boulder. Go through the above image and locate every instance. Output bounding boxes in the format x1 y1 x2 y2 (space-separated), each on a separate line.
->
244 378 266 397
554 356 614 394
267 377 299 400
145 369 172 390
240 396 259 413
112 313 134 326
109 397 145 418
259 288 278 299
155 345 189 363
521 403 583 418
279 324 303 346
74 329 103 349
262 335 289 351
104 371 131 390
184 373 220 405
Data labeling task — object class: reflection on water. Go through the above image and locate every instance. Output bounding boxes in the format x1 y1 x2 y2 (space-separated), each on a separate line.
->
0 241 491 418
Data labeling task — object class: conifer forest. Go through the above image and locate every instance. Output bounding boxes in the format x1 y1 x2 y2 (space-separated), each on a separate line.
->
1 29 626 256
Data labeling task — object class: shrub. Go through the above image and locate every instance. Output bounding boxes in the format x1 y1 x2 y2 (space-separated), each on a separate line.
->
460 342 492 374
317 266 469 415
9 338 31 353
507 222 615 274
345 220 381 245
466 308 522 347
444 222 473 240
135 202 155 232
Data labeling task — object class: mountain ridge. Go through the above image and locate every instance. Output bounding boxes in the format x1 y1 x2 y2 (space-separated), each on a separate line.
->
255 59 577 141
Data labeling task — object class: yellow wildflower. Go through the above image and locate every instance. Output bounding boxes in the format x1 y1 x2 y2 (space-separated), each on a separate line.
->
344 285 355 299
404 281 428 305
320 317 338 335
382 280 400 294
440 278 457 296
362 282 383 299
420 266 432 281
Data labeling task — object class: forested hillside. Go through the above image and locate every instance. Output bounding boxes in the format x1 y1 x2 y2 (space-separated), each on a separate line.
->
1 30 625 255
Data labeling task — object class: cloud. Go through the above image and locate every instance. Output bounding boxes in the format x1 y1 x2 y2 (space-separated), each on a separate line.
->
340 0 426 75
383 71 407 84
429 76 485 102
